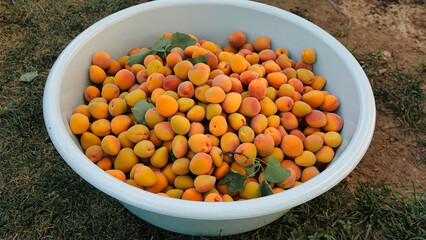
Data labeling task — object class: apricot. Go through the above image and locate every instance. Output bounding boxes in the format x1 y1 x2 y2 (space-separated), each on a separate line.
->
209 146 223 167
253 134 274 157
238 97 261 117
228 31 246 49
315 145 335 163
220 132 240 153
153 121 175 142
182 188 203 201
205 103 222 120
249 114 267 135
106 169 126 182
275 96 294 112
204 86 226 104
176 98 195 113
186 105 206 122
276 168 296 189
319 94 339 112
204 193 223 202
166 189 184 199
173 60 193 80
209 115 228 137
90 119 111 137
155 95 178 117
264 127 282 146
230 54 248 74
294 150 316 167
238 126 255 143
96 157 112 171
114 69 135 91
188 134 212 153
127 124 149 143
303 134 324 152
171 135 188 158
110 115 132 136
301 48 316 64
70 113 90 134
296 69 314 85
267 115 280 128
106 60 121 76
174 175 195 190
323 113 344 132
252 36 270 52
239 181 261 199
134 140 155 158
301 166 320 182
234 143 257 167
108 98 127 117
227 113 246 131
194 175 216 193
85 145 103 163
288 78 304 93
188 122 205 137
89 65 106 84
292 101 312 117
281 160 302 180
150 146 169 168
248 79 267 100
302 90 325 108
144 108 165 129
259 97 278 116
124 89 146 107
281 135 304 157
187 64 209 86
133 165 157 187
311 76 326 90
259 49 276 62
172 158 190 175
190 152 213 175
305 110 327 128
114 148 138 173
88 101 109 119
84 86 101 103
279 112 298 130
239 70 259 85
323 131 342 148
80 132 101 150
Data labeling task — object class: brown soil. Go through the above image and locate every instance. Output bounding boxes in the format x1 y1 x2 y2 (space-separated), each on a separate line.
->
260 0 426 191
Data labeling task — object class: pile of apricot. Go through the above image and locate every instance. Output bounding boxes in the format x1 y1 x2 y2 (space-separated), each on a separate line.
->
69 31 343 202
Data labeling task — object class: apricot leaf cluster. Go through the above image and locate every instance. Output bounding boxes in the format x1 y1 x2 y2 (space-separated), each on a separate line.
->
131 99 154 125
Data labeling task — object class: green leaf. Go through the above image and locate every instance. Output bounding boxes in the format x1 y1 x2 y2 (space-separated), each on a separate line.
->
150 36 172 52
260 180 274 197
244 161 261 178
188 55 208 65
220 171 248 192
126 50 154 66
263 157 291 183
169 32 196 50
131 99 155 126
19 71 38 82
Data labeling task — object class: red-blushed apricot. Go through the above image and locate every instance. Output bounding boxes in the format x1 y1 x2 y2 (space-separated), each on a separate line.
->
182 188 203 201
239 181 261 199
106 60 121 76
234 143 257 167
170 47 185 59
89 65 106 84
323 131 342 148
188 64 210 86
153 121 175 142
294 150 316 167
303 86 314 93
163 75 182 91
239 70 259 86
249 114 267 135
279 112 298 130
114 148 138 173
171 135 188 158
311 76 327 90
275 96 294 112
186 105 206 122
253 134 275 157
136 69 149 84
114 69 135 91
301 166 320 182
174 175 194 190
281 160 302 180
205 86 226 104
194 175 216 193
70 113 90 134
259 49 276 62
127 124 149 143
209 115 228 137
101 135 121 156
204 193 224 202
301 48 316 64
130 64 145 76
252 36 270 52
263 61 281 75
315 145 335 163
145 171 168 193
106 169 126 182
288 78 304 94
188 122 205 138
276 168 296 189
90 119 111 137
133 140 155 158
305 110 327 128
295 60 312 71
85 145 103 163
96 157 112 171
275 54 292 70
190 152 213 175
248 79 267 100
212 75 232 93
303 134 324 153
155 95 178 118
188 134 212 153
204 52 219 70
166 52 182 69
323 113 344 132
238 97 261 117
174 60 193 80
289 129 306 142
238 126 255 143
177 81 195 98
281 134 304 157
319 94 339 112
110 115 132 136
292 92 302 102
88 101 109 119
302 90 325 108
228 31 246 49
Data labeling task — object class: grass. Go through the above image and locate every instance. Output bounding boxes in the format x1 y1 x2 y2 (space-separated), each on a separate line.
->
0 0 424 239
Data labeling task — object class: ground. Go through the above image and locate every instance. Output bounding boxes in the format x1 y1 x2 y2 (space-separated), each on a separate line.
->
0 0 424 239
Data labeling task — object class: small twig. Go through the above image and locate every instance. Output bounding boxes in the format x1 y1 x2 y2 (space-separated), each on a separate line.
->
326 0 352 28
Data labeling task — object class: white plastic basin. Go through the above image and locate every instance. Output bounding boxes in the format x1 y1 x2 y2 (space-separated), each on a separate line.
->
43 0 375 236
